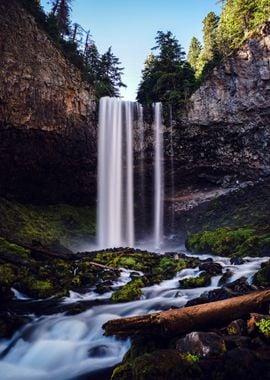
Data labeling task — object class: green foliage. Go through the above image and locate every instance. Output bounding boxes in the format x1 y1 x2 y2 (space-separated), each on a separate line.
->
180 352 200 364
18 0 125 98
216 0 270 55
256 319 270 337
187 37 202 76
137 31 196 111
0 198 96 247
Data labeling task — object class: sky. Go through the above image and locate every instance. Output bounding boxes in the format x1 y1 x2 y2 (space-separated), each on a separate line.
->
41 0 222 100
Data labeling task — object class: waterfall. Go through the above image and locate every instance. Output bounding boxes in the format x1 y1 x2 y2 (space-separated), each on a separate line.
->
153 103 164 249
137 103 146 232
169 105 175 234
97 97 134 248
98 98 164 250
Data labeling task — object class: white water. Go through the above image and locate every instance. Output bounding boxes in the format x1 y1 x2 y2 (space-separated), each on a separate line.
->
98 98 164 249
153 103 164 249
169 105 176 233
0 252 267 380
98 97 134 248
137 103 146 230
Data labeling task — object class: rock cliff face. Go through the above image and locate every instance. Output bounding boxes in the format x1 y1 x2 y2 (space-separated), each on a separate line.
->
172 23 270 185
0 0 97 204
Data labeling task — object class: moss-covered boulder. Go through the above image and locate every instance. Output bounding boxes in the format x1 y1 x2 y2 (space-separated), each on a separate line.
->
111 278 146 303
112 349 201 380
253 260 270 287
0 197 96 247
186 227 270 258
179 273 211 289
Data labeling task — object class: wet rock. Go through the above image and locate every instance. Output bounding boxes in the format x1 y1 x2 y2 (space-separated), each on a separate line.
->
226 319 246 336
0 311 30 338
223 335 251 350
186 277 254 306
230 257 245 265
198 262 222 276
176 331 226 358
218 269 233 286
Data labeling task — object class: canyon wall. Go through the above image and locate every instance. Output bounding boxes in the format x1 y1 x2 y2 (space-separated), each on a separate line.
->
0 0 97 204
172 23 270 186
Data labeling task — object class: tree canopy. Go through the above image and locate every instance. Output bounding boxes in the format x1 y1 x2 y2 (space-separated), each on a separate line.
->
18 0 126 99
137 31 195 109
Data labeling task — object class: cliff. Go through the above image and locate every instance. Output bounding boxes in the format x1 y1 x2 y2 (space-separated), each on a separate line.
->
172 23 270 184
0 0 97 204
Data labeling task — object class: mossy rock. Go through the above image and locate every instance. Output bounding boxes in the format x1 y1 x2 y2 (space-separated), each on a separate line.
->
253 260 270 287
186 227 270 258
179 273 211 289
0 238 30 258
0 198 96 247
111 278 145 303
112 350 202 380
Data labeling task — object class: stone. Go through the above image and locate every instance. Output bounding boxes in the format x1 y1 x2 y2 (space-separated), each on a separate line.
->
176 331 226 358
0 0 96 204
198 262 223 276
226 319 246 336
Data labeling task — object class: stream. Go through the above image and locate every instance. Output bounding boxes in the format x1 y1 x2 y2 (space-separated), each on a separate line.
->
0 242 268 380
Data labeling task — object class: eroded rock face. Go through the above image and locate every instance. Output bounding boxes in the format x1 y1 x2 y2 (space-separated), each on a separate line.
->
0 0 97 204
172 24 270 184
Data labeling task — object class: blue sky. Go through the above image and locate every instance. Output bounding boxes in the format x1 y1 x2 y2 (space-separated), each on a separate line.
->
41 0 221 100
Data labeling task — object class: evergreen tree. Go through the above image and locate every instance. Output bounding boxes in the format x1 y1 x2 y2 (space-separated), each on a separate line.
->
202 12 219 62
54 0 72 37
137 31 195 108
187 37 202 75
97 47 126 97
217 0 270 55
84 42 100 83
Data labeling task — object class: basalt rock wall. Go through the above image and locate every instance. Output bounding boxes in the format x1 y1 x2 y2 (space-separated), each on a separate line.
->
173 23 270 185
0 0 97 204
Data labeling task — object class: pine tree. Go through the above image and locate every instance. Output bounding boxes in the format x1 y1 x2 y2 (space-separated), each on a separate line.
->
187 37 202 74
217 0 270 55
97 47 126 97
202 12 219 62
54 0 72 37
137 31 195 107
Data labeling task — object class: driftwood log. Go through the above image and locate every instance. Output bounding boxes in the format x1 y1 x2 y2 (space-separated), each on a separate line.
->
103 290 270 337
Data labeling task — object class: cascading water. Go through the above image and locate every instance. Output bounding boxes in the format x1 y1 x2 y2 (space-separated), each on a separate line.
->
98 97 164 249
153 103 164 249
169 104 176 234
98 97 135 248
137 103 146 232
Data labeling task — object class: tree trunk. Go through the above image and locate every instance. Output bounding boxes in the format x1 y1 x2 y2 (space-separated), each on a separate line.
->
103 290 270 337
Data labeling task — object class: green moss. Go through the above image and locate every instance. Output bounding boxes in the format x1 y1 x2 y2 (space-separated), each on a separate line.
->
112 350 202 380
253 261 270 287
227 325 238 335
0 198 96 246
111 278 145 303
0 264 16 285
26 279 54 298
0 238 30 258
179 273 211 288
186 227 270 258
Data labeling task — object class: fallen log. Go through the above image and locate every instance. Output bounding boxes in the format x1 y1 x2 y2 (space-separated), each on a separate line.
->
89 261 120 272
103 289 270 337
